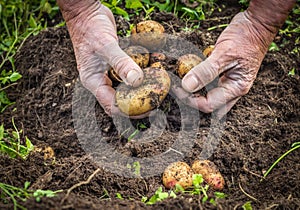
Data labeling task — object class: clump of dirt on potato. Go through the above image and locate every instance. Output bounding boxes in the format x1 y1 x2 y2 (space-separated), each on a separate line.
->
131 20 166 51
115 66 170 116
192 160 225 190
176 54 203 78
162 161 194 189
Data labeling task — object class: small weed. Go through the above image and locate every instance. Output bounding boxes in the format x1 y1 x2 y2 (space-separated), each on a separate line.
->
268 42 280 52
116 192 123 200
0 181 62 210
143 187 175 205
0 118 34 159
262 142 300 180
242 201 253 210
142 174 226 205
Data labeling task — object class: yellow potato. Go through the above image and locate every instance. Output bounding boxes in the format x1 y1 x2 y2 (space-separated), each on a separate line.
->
191 160 225 190
108 45 149 83
115 66 170 116
124 45 150 68
176 54 202 78
131 20 166 51
162 161 194 189
203 45 214 57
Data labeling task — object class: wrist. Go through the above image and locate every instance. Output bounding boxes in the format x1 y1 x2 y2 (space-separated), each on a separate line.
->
56 0 101 22
246 0 295 34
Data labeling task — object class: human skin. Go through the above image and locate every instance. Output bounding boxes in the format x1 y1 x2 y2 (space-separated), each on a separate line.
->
175 0 296 118
56 0 146 118
57 0 295 119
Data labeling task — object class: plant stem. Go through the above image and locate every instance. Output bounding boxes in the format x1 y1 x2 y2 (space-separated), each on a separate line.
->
262 144 300 179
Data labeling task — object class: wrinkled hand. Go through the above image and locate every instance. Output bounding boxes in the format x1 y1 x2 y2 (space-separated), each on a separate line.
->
173 2 292 119
58 0 144 117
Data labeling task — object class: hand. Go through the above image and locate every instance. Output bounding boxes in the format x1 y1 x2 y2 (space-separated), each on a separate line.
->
57 0 145 117
173 0 293 119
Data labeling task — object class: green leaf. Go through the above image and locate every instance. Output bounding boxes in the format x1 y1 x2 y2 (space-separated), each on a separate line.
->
192 174 204 188
242 201 253 210
291 141 300 147
114 7 129 20
43 2 52 14
0 124 4 140
116 192 123 199
141 196 148 202
126 0 143 9
24 181 31 190
214 192 227 199
25 137 34 153
29 15 37 28
288 68 295 76
9 72 22 82
169 190 177 198
269 42 279 51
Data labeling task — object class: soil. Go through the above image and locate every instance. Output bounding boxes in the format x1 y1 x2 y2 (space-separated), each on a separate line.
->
1 1 300 210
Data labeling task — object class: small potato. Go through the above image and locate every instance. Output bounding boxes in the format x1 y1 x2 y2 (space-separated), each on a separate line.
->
176 54 202 78
115 66 170 116
203 45 214 57
124 45 150 68
131 20 166 51
192 160 225 190
162 161 194 189
108 45 149 82
150 61 164 69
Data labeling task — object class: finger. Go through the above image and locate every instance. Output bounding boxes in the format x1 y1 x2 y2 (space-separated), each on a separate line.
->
174 76 244 114
214 97 240 119
181 46 239 93
97 42 144 87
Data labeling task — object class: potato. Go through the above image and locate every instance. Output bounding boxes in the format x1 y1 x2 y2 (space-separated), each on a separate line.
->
203 45 214 57
150 52 166 65
176 54 202 78
108 45 149 83
191 160 225 190
162 161 194 189
124 45 150 68
131 20 166 51
115 66 170 116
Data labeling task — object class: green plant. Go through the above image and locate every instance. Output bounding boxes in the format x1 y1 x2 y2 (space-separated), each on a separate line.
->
262 142 300 179
0 118 34 159
242 201 253 210
0 181 62 210
142 0 217 20
142 174 226 205
0 0 59 112
142 186 176 205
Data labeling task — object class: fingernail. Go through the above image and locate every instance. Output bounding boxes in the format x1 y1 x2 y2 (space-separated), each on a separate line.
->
126 69 143 87
182 75 199 92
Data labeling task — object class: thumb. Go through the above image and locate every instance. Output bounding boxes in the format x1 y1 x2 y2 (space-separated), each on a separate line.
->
181 57 219 93
99 41 144 87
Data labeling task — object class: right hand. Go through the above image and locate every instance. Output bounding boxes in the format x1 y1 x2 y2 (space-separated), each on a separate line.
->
58 0 146 118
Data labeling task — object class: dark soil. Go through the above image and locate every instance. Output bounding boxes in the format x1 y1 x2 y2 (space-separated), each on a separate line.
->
1 1 300 210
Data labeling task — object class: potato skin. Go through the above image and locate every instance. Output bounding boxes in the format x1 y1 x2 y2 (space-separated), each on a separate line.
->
124 45 150 68
131 20 166 51
203 45 214 57
108 45 149 83
191 160 225 190
115 66 170 116
176 54 202 78
162 161 194 189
